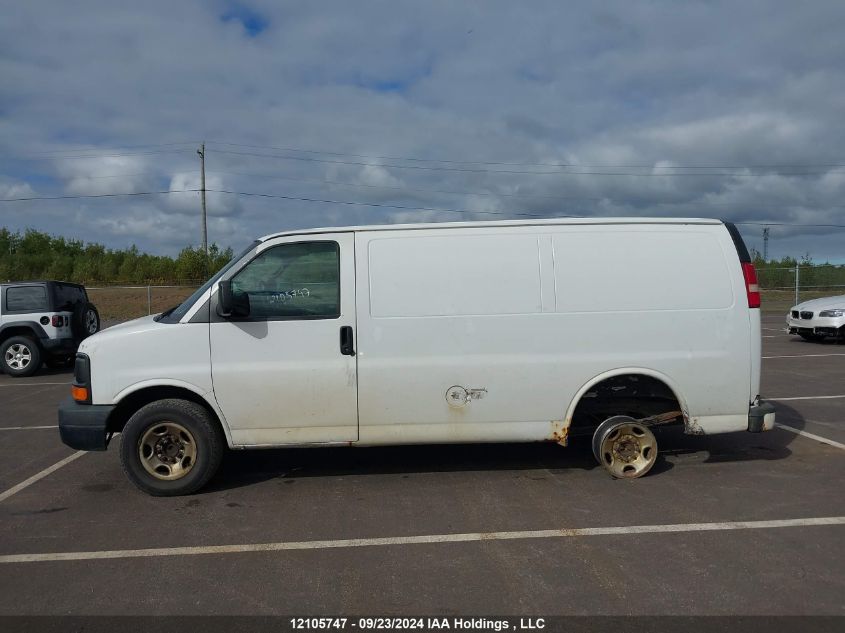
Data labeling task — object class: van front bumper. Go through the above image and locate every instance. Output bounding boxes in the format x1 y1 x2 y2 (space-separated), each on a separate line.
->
58 397 114 451
748 399 776 433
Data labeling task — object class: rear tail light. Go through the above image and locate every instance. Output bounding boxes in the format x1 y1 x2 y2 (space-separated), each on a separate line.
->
51 315 62 327
742 262 761 308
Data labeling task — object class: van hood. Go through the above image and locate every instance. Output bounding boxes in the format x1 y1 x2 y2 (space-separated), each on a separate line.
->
78 315 161 354
793 294 845 311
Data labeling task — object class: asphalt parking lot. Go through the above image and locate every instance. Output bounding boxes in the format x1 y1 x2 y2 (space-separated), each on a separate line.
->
0 312 843 617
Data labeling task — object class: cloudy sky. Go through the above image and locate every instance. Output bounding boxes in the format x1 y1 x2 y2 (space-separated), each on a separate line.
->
2 0 844 262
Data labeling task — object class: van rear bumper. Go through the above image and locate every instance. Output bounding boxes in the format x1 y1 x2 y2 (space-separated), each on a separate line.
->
58 397 113 451
748 399 776 433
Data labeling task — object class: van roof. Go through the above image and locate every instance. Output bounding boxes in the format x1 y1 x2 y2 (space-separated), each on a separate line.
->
258 216 724 242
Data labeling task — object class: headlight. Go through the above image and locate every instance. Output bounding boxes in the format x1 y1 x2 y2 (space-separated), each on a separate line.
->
72 353 92 403
819 309 845 317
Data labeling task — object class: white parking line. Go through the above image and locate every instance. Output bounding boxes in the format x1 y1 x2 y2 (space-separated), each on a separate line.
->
762 327 785 332
0 451 85 503
770 395 845 401
0 516 841 564
763 353 845 359
0 425 58 431
775 424 845 450
0 382 71 388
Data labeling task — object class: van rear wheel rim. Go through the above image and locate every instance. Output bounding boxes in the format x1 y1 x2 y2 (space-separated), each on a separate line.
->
139 422 197 481
5 344 32 370
599 423 657 478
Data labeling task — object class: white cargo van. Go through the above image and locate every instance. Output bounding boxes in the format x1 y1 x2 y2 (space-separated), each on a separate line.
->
59 218 774 495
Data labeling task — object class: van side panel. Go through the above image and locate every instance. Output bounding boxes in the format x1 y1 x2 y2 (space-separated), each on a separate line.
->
551 230 733 312
368 234 543 317
356 228 559 443
551 225 751 434
354 224 751 445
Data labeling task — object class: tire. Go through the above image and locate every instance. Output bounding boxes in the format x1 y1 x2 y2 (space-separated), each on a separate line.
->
119 399 224 496
72 302 100 339
1 336 42 377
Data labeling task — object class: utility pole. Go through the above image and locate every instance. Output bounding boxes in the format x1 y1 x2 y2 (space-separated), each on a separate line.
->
762 226 770 262
197 143 208 257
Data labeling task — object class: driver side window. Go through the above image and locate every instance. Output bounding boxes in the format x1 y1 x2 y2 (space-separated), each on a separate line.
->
230 241 340 319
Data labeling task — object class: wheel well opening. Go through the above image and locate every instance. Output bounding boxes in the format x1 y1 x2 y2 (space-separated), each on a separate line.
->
569 374 684 437
108 386 223 437
0 328 41 345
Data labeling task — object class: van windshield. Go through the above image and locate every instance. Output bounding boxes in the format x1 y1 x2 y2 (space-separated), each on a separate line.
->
156 241 259 323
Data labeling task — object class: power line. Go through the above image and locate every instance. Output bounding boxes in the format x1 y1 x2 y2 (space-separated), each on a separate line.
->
207 140 845 171
205 188 551 218
734 221 845 228
0 189 200 202
206 169 607 203
209 148 845 177
207 168 845 211
11 149 197 161
22 165 845 211
8 163 845 210
206 189 845 227
13 142 199 157
3 186 845 229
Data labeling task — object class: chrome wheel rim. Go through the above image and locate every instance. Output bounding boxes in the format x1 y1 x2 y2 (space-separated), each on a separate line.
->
138 422 197 481
599 422 657 478
85 310 98 334
5 343 32 371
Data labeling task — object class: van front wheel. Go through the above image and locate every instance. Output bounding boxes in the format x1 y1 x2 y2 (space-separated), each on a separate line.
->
119 399 224 496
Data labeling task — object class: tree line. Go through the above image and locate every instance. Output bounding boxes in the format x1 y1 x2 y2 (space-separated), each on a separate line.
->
749 249 845 290
2 226 842 290
0 228 234 285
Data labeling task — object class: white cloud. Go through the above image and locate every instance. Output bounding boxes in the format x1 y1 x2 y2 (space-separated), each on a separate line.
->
0 0 844 261
165 172 241 217
0 179 36 199
57 156 152 195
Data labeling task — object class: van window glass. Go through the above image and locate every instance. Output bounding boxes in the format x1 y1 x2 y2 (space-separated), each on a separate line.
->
231 241 340 319
6 286 49 312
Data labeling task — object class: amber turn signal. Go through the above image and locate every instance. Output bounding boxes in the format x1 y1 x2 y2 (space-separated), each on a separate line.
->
71 385 89 402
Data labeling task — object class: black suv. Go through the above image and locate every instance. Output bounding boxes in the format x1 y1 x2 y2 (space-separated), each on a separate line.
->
0 281 100 377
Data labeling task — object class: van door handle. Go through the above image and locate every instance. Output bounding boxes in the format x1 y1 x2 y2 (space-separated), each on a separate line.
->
340 326 355 356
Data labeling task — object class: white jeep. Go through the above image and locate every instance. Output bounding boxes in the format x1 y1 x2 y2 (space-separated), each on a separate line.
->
0 280 100 377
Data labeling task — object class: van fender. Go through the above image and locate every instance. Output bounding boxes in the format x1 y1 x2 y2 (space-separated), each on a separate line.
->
112 378 235 447
563 367 696 435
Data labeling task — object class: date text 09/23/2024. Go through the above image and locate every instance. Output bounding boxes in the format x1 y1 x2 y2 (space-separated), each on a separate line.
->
289 617 546 631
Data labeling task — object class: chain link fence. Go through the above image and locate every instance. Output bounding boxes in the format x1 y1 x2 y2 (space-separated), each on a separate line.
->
85 285 200 325
758 266 845 314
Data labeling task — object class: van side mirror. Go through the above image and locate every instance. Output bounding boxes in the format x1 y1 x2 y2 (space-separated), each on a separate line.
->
217 280 251 318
